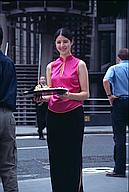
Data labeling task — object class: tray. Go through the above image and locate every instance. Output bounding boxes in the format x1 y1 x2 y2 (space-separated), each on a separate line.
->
23 87 68 96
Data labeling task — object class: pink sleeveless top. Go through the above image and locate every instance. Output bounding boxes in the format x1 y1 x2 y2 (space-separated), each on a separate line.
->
48 55 83 113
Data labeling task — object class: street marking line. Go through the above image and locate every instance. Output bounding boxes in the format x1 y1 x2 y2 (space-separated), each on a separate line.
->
18 146 48 150
18 174 39 179
17 136 43 139
82 167 113 174
82 165 129 174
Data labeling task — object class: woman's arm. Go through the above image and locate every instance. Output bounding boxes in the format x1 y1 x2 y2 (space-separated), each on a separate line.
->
78 60 90 100
46 62 52 87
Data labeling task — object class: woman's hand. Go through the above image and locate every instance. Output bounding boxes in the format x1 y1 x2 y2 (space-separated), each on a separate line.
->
57 90 70 100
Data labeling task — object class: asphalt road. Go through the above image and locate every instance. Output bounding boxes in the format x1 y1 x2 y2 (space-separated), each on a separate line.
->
16 133 121 180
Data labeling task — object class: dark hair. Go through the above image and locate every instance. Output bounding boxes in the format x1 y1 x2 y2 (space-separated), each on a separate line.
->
118 48 129 60
54 28 73 42
0 26 3 46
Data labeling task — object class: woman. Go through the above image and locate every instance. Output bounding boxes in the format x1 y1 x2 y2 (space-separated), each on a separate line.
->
36 28 89 192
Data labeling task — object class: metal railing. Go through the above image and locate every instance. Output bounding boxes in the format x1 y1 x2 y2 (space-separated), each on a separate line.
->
84 98 110 113
83 98 111 126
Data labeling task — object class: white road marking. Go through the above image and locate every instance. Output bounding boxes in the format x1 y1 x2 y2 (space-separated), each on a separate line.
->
82 165 128 174
18 146 48 150
18 174 39 179
17 133 128 140
82 167 113 174
16 136 44 139
43 166 114 173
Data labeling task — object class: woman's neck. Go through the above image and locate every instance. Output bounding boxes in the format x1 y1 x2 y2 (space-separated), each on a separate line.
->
60 53 72 61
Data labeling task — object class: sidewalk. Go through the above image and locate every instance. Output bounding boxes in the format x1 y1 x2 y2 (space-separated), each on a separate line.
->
18 171 128 192
0 170 128 192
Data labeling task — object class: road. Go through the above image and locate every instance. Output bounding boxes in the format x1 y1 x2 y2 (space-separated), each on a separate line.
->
0 133 128 192
16 133 125 181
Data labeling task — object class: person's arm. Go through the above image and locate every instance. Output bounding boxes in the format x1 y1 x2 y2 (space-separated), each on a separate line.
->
103 79 118 106
103 79 112 97
62 60 90 101
33 62 53 103
46 62 52 87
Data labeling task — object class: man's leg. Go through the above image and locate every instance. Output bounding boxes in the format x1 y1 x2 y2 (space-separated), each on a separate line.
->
112 100 126 175
0 109 18 192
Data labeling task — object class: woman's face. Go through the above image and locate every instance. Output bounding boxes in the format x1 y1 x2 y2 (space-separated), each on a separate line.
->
55 35 73 56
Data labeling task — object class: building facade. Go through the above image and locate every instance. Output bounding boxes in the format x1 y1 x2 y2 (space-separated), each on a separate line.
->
0 0 128 125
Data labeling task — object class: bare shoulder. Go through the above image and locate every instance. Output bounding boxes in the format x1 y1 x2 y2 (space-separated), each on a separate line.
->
46 61 54 73
78 60 87 70
47 61 54 69
46 61 54 86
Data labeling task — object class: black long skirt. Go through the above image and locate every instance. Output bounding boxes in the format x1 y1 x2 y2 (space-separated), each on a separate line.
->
47 106 84 192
